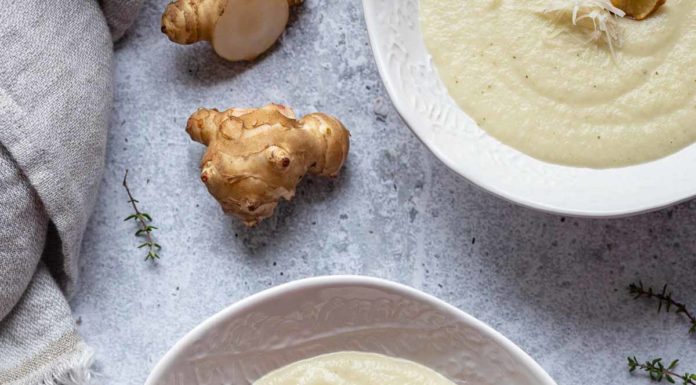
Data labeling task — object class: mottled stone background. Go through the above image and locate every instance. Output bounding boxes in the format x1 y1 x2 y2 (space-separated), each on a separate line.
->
72 1 696 384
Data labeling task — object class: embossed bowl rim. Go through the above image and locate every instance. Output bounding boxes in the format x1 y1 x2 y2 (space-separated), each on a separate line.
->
362 0 696 217
145 276 557 385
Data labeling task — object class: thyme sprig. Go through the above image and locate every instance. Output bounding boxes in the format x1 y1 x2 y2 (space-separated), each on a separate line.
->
628 357 696 385
629 282 696 334
122 170 161 261
627 282 696 384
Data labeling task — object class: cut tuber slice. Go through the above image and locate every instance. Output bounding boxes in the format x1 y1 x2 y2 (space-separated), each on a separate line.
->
611 0 666 20
213 0 290 61
161 0 302 61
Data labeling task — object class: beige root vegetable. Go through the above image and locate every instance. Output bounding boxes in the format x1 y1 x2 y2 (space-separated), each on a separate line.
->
161 0 303 61
186 104 350 226
611 0 666 20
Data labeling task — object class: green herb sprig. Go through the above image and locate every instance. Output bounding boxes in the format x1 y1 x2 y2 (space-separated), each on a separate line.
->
629 282 696 334
628 357 696 385
627 282 696 384
122 170 161 261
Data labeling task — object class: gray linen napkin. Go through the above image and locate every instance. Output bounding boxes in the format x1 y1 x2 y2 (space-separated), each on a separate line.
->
0 1 142 384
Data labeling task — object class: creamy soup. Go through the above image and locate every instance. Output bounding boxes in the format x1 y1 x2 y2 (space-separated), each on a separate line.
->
252 351 457 385
421 0 696 168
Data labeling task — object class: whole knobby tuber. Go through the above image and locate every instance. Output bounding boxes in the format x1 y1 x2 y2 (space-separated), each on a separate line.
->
187 104 350 226
161 0 303 61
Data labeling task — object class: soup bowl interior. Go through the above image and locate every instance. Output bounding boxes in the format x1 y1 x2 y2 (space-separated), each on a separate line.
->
362 0 696 217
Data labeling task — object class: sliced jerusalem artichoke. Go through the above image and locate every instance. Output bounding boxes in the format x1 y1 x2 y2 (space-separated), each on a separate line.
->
611 0 666 20
161 0 302 61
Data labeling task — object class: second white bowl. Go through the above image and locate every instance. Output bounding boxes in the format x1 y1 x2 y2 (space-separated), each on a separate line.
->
145 276 557 385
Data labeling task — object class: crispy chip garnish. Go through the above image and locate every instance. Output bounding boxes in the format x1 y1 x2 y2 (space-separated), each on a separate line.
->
611 0 666 20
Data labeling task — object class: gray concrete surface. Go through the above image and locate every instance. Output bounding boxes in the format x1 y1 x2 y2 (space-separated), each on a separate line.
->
72 1 696 384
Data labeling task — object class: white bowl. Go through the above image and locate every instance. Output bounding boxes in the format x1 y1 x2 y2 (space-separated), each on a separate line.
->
145 276 557 385
363 0 696 217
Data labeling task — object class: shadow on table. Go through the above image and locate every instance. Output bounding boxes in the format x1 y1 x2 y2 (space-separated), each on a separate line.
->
223 158 354 255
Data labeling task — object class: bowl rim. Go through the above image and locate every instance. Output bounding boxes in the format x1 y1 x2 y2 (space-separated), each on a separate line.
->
361 0 696 218
144 275 558 385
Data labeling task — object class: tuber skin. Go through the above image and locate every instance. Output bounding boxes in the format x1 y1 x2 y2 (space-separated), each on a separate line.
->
161 0 226 44
187 104 350 227
161 0 303 61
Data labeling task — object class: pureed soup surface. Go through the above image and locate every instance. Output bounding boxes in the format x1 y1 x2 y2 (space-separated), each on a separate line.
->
420 0 696 168
252 351 457 385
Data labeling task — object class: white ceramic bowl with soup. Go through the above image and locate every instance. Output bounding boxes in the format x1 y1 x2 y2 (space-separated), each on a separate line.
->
363 0 696 217
145 276 557 385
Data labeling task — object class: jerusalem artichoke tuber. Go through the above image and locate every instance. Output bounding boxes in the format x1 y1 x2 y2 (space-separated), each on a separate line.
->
161 0 303 61
186 104 350 226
